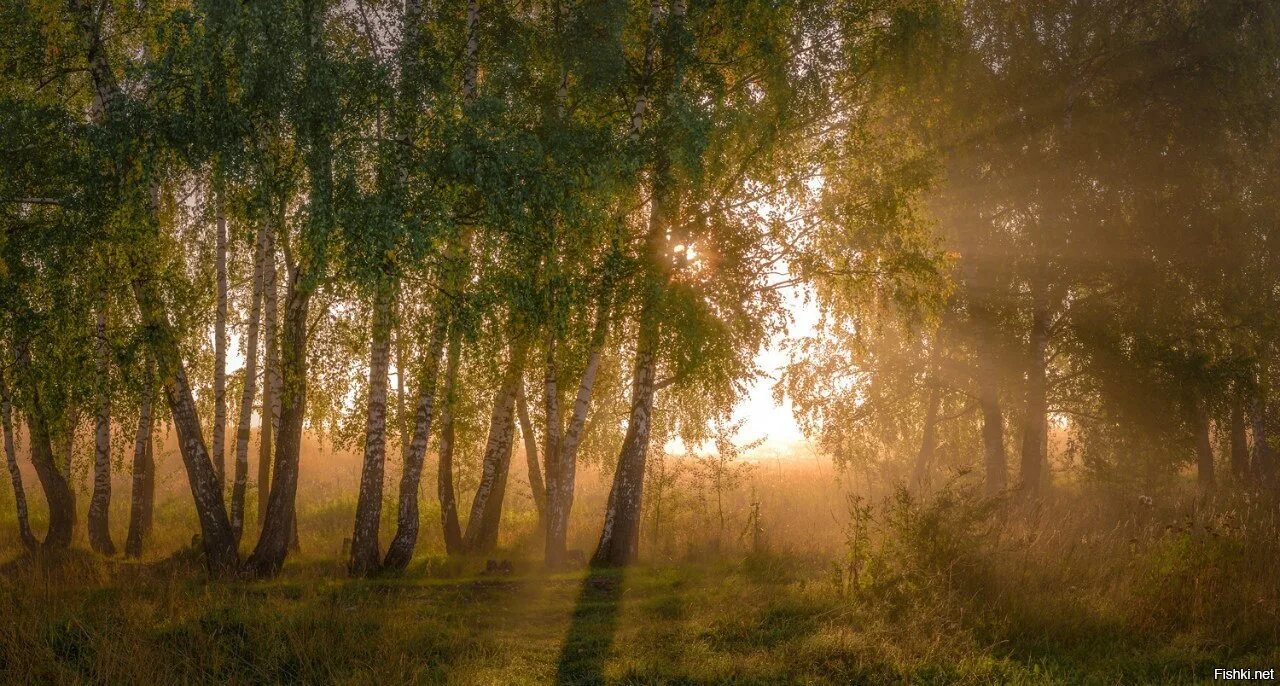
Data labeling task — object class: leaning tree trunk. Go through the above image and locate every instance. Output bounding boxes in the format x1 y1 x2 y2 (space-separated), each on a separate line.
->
88 304 115 555
1018 301 1049 498
245 264 316 577
592 311 658 567
71 0 237 573
133 271 240 573
213 180 229 488
15 346 76 550
257 227 280 529
462 339 529 554
594 207 666 569
517 383 546 526
0 370 37 550
383 305 448 570
437 325 465 555
231 222 268 543
349 282 395 577
125 368 155 558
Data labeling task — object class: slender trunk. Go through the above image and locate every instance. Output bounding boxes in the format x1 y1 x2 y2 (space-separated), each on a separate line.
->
592 0 685 567
132 270 239 573
0 371 36 550
125 367 155 558
437 324 464 555
461 338 529 554
71 0 236 573
461 0 479 103
396 315 409 463
1194 398 1215 491
1018 302 1049 497
592 311 658 566
232 222 268 543
245 264 315 577
1230 392 1249 480
383 306 448 570
349 283 395 576
520 379 546 525
213 180 229 488
257 228 280 528
89 304 116 555
545 298 608 566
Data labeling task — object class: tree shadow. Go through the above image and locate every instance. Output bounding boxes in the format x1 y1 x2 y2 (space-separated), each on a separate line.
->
554 570 626 685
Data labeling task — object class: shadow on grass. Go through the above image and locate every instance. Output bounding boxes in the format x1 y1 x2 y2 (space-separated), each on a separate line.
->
555 570 625 685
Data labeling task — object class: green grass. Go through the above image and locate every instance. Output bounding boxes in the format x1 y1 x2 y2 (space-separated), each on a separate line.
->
0 548 1271 685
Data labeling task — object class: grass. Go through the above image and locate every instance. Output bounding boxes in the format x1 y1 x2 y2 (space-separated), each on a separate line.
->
0 541 1273 685
0 458 1276 684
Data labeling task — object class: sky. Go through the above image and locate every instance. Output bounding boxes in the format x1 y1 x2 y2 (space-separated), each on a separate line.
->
676 283 822 460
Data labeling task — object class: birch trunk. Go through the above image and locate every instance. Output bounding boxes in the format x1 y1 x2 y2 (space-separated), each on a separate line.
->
257 228 280 528
89 304 115 554
70 0 237 573
592 313 658 566
125 368 155 558
245 265 315 577
231 222 268 543
133 271 240 573
545 299 608 566
383 305 448 570
0 370 36 550
909 329 945 492
592 0 687 567
977 358 1007 497
349 283 395 576
213 181 229 487
24 369 76 550
437 324 465 555
246 0 334 572
519 381 546 524
396 315 409 463
462 339 529 553
911 380 942 493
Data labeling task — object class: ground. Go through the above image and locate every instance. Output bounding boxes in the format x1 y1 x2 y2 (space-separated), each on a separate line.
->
0 548 1268 685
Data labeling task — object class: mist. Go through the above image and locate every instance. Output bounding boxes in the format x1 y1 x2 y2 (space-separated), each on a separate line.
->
1 0 1278 682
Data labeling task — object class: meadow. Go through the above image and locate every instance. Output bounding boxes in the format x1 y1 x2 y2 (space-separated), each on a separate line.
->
2 445 1276 685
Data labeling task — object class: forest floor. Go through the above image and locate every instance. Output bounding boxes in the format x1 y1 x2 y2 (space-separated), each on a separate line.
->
0 546 1273 685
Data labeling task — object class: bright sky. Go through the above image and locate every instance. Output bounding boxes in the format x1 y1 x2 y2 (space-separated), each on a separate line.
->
739 284 821 457
670 283 821 460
